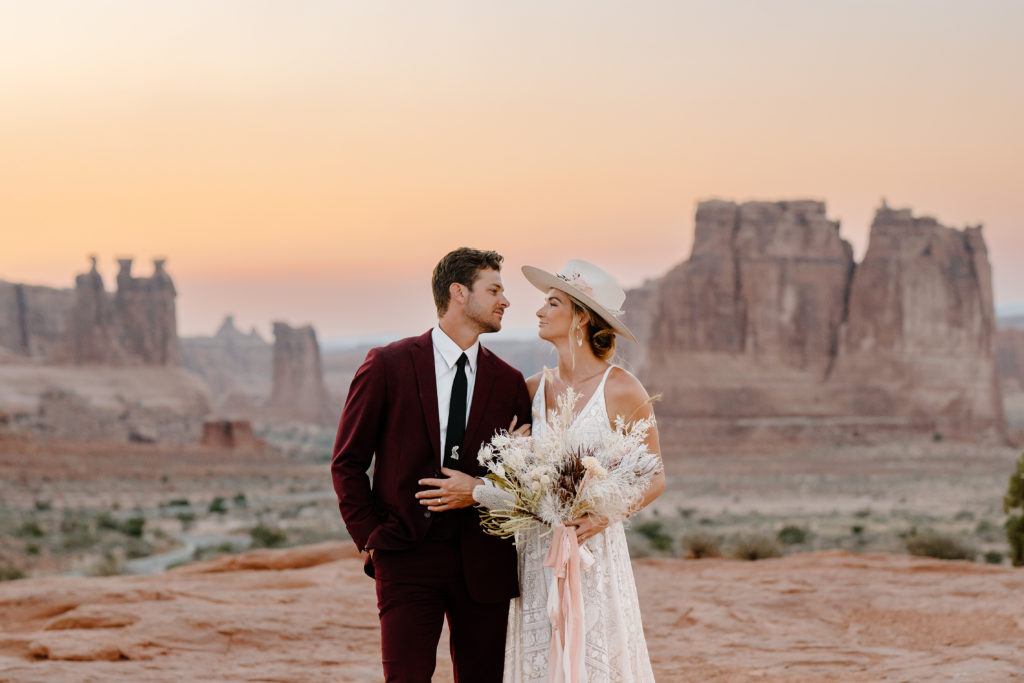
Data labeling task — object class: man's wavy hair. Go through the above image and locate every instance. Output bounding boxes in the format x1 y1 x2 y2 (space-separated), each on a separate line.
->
432 248 504 315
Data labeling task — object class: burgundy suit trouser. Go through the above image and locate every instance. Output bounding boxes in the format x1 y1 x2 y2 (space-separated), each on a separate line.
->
373 538 509 682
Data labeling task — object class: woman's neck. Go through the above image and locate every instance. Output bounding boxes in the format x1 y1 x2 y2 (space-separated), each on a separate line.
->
552 338 607 384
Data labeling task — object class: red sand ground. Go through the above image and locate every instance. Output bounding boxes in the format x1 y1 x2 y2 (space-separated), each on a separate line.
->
2 542 1023 682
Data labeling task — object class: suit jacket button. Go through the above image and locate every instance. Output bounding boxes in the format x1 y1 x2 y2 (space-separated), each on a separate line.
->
424 511 431 518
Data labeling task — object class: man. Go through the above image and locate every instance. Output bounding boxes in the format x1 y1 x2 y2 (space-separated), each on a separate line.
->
331 248 531 682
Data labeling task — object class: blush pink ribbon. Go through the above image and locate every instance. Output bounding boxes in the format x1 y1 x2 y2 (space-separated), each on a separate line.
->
542 524 584 683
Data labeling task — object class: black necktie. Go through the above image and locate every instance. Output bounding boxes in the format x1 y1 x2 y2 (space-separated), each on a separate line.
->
443 353 468 470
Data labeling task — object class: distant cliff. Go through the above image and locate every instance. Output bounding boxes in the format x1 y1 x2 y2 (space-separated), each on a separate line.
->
628 200 1006 441
0 257 179 366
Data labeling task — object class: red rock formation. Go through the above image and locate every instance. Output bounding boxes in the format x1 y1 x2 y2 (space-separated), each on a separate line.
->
199 419 264 450
180 315 272 409
112 258 180 366
0 281 75 360
828 206 1004 438
64 256 125 364
634 200 1006 441
264 322 334 425
0 257 181 367
996 328 1024 394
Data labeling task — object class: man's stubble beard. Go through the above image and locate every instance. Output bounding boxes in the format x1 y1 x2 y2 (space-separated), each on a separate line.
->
465 296 502 334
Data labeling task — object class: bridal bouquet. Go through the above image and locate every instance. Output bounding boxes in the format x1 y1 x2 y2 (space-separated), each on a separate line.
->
475 385 662 540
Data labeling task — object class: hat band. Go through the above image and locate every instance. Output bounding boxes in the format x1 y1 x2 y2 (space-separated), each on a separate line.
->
557 272 624 318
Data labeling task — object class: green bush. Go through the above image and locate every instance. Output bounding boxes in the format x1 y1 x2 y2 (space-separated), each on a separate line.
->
164 498 190 507
681 531 721 558
0 566 26 581
905 530 975 561
250 525 287 549
124 539 154 559
233 493 248 507
25 543 40 555
208 497 228 514
1003 452 1024 566
633 520 673 552
120 517 145 538
176 512 196 529
729 533 782 561
59 516 97 550
97 512 121 531
983 551 1004 565
776 525 807 546
15 521 45 538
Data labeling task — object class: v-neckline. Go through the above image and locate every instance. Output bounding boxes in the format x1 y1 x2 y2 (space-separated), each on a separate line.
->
542 367 609 428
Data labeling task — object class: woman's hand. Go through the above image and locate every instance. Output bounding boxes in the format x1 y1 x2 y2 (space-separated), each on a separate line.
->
567 514 609 544
508 415 531 436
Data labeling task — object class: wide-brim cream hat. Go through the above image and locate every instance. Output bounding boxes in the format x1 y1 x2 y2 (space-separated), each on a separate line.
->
522 259 638 343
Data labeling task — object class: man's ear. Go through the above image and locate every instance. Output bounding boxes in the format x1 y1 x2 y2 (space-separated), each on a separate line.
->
449 282 467 306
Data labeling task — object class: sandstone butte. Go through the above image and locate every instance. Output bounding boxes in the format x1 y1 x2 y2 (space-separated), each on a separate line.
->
1 542 1022 682
623 200 1006 443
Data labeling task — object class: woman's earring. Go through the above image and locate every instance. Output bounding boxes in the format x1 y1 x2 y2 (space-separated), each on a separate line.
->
576 331 584 347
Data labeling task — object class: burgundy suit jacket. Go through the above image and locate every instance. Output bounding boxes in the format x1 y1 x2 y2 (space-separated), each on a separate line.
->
331 330 532 604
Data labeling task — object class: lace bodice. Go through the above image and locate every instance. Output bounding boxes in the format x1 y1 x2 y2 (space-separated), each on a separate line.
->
533 366 614 444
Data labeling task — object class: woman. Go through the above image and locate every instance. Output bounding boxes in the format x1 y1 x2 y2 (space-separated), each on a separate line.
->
475 259 666 682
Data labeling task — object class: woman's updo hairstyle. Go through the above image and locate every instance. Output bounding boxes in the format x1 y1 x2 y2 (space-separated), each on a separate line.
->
567 294 617 361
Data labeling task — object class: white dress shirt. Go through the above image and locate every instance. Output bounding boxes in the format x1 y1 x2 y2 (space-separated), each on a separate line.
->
432 326 479 465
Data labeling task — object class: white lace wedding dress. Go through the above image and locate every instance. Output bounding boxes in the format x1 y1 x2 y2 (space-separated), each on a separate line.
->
477 367 656 682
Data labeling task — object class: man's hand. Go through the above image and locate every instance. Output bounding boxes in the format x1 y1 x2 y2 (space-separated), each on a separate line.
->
416 468 482 512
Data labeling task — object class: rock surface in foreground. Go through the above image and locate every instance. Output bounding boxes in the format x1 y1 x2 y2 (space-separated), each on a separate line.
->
1 543 1022 682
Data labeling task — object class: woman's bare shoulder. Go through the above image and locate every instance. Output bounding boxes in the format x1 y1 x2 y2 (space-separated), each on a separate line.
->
605 366 652 420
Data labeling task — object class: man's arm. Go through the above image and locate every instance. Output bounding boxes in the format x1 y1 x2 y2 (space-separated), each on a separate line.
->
417 371 533 512
330 347 386 551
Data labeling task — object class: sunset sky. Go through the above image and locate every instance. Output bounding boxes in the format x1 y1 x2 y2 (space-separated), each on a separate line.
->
2 1 1022 340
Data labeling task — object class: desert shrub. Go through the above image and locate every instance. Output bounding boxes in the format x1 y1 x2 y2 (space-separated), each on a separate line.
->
208 497 228 514
1003 452 1024 566
34 500 51 511
120 517 145 538
176 512 196 529
233 493 248 507
25 543 40 555
954 509 975 522
905 530 975 561
124 538 154 559
633 520 673 552
91 551 122 577
975 519 1000 541
250 525 287 549
681 531 721 558
728 533 782 561
853 508 871 519
97 512 120 531
59 516 97 550
15 521 45 538
677 507 696 519
776 525 807 546
164 498 190 507
851 525 864 536
191 542 237 562
984 551 1004 565
0 566 26 581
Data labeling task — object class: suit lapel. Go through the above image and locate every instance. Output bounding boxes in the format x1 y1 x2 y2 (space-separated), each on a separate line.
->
464 345 496 454
412 331 441 463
